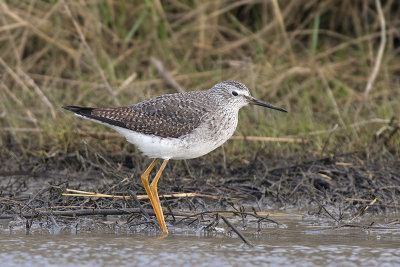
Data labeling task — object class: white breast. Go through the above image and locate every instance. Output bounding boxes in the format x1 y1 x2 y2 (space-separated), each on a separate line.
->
110 126 189 159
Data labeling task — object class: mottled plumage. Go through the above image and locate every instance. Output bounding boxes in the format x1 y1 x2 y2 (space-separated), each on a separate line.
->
63 80 287 160
94 91 216 138
62 80 287 233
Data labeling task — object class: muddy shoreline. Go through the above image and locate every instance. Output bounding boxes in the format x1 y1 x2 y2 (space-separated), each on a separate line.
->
1 142 399 233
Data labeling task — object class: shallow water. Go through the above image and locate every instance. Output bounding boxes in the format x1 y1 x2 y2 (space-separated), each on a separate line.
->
1 216 399 267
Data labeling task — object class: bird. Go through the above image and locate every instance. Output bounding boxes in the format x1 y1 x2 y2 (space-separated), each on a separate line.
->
62 80 287 233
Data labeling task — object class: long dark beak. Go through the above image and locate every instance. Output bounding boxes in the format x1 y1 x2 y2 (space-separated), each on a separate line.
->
247 96 288 113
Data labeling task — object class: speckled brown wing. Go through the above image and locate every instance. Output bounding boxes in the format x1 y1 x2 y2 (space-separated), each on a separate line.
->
63 91 216 138
91 106 197 138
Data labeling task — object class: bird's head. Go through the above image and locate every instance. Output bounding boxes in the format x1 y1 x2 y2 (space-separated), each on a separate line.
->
209 80 287 112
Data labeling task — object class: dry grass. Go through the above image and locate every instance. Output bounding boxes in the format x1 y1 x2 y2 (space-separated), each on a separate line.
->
0 0 399 161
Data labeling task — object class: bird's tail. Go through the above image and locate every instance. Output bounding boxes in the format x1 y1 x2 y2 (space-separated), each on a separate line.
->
62 106 95 116
62 105 127 129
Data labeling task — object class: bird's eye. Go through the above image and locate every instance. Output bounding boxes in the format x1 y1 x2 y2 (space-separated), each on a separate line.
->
232 91 238 96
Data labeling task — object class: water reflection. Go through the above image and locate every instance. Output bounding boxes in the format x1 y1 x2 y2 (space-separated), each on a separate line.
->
1 217 399 266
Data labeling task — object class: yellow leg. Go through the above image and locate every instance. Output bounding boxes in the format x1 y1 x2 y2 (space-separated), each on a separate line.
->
141 158 159 223
150 159 169 233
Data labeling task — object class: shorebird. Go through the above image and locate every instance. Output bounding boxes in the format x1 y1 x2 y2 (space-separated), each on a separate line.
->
63 80 287 233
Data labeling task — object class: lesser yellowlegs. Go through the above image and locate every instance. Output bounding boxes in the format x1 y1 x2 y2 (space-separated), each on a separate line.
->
63 80 287 233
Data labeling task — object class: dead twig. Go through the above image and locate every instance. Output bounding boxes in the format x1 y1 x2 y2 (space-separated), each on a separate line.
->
0 208 191 220
320 204 339 222
309 223 398 232
0 197 38 215
150 57 185 93
289 118 399 138
220 215 254 247
354 0 386 120
17 68 57 120
62 1 119 106
128 190 150 220
174 210 280 226
317 69 345 127
229 136 303 143
62 189 218 200
350 198 378 222
49 215 60 228
271 0 296 65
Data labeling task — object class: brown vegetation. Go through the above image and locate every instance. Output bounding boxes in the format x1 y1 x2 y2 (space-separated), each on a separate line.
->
0 1 399 231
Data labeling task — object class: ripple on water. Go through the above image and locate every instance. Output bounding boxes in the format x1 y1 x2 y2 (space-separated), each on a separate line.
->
1 216 400 266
